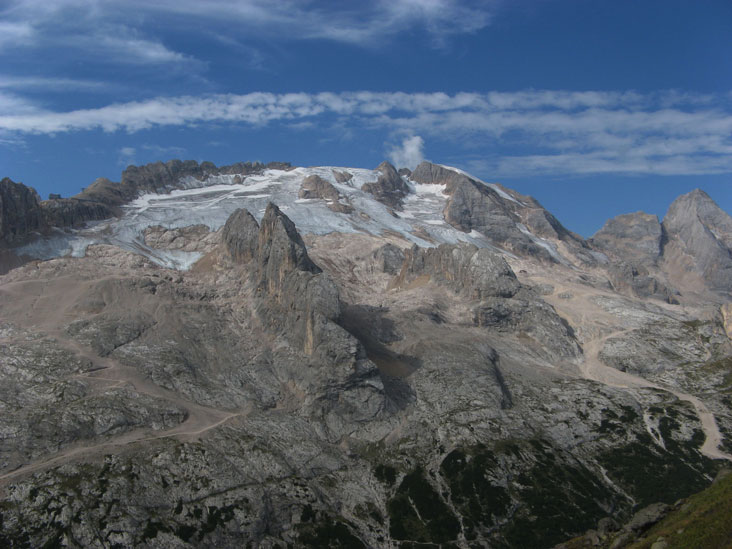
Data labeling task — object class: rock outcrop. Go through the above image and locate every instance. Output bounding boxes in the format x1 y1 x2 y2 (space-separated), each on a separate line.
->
661 189 732 295
299 174 353 213
220 203 385 430
221 208 260 263
332 170 353 183
394 243 581 358
361 161 410 210
0 177 46 243
395 243 521 300
591 212 664 265
606 262 679 304
410 161 590 263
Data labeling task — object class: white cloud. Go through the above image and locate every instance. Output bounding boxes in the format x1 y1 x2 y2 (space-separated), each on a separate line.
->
118 146 136 166
0 0 494 58
0 75 107 91
388 135 425 169
1 90 731 177
0 21 33 50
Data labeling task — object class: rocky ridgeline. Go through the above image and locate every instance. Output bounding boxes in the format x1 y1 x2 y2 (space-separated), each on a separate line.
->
0 159 291 245
410 162 595 264
591 189 732 299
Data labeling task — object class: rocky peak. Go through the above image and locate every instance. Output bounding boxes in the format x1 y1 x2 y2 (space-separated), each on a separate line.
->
361 161 410 210
412 162 568 262
662 189 732 294
257 202 321 281
221 203 339 328
591 211 663 264
411 161 469 186
221 208 260 264
0 177 46 243
664 189 732 248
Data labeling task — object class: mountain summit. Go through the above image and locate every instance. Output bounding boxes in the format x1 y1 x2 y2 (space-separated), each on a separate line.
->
0 160 731 547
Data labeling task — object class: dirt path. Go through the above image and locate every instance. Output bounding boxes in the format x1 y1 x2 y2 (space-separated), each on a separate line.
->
0 406 249 487
0 325 253 487
582 327 732 461
537 277 732 463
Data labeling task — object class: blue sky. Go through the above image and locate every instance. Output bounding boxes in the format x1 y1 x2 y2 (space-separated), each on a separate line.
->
0 0 730 236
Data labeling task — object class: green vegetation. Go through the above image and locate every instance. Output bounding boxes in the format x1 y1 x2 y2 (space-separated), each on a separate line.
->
598 431 715 509
628 471 732 549
387 466 461 544
296 511 366 548
374 463 397 486
502 441 610 548
440 446 510 539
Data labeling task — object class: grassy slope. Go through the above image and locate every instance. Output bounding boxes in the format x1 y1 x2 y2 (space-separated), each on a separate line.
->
628 470 732 549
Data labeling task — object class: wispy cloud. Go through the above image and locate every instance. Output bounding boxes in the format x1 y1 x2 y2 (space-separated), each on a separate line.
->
0 75 108 91
389 135 425 169
1 90 731 177
0 0 494 66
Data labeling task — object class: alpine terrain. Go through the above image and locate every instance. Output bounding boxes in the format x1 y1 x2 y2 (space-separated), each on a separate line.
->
0 159 731 548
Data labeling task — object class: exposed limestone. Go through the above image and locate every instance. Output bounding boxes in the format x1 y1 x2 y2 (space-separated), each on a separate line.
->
591 211 664 264
143 224 218 253
394 243 521 300
661 189 732 295
0 177 46 243
221 208 260 263
722 303 732 340
299 174 353 213
606 261 679 304
410 161 590 264
393 243 581 359
332 170 353 183
371 243 404 275
361 161 410 210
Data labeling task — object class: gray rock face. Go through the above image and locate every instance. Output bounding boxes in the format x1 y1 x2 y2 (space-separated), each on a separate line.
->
332 170 353 183
41 197 116 228
299 174 353 214
410 161 589 263
396 243 521 300
661 189 732 294
0 177 46 243
222 204 349 360
361 161 410 210
222 208 260 263
371 243 404 275
394 243 581 359
143 224 218 253
592 212 663 264
607 262 679 304
256 202 324 294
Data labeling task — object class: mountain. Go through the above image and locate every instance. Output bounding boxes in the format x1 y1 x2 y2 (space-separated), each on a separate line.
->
0 160 731 548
